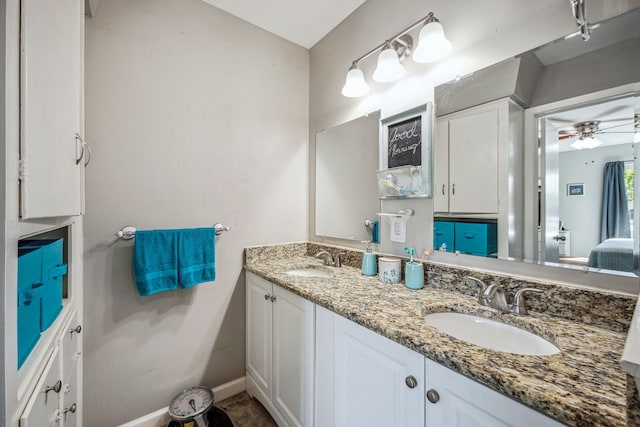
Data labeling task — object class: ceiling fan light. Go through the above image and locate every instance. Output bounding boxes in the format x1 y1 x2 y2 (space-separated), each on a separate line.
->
581 135 602 149
570 139 585 150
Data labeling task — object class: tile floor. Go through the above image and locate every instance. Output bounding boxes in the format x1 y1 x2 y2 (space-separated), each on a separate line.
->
215 392 277 427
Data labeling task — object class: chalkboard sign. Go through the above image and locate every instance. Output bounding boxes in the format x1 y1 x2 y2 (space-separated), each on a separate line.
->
387 115 422 168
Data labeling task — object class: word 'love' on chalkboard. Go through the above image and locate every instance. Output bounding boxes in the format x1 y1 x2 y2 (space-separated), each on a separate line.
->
387 115 421 168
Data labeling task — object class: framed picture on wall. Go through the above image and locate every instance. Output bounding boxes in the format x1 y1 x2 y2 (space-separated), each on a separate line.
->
378 103 432 199
567 183 585 196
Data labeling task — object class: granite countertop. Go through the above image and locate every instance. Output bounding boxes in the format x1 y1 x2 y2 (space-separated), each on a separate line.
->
245 252 629 427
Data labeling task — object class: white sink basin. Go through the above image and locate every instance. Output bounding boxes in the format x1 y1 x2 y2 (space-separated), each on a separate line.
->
285 268 331 278
424 312 560 356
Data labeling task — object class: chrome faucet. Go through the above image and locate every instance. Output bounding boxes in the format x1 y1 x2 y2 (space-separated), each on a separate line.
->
465 276 543 315
314 250 345 267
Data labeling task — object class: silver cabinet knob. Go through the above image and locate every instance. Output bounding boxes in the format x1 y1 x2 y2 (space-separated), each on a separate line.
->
405 375 417 389
426 389 440 403
270 296 277 302
63 403 77 414
264 294 270 300
70 325 82 336
45 380 62 395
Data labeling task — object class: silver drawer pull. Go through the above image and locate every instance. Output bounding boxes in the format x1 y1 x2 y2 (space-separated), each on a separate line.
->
70 325 82 336
426 389 440 403
45 380 62 395
405 375 417 389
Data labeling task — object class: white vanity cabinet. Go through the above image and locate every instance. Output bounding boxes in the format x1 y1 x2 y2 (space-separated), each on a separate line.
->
434 98 524 259
20 308 83 427
246 272 315 427
315 306 425 427
425 359 565 427
19 0 86 219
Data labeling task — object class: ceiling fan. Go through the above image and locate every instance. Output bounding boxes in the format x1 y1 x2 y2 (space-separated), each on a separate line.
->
557 114 639 149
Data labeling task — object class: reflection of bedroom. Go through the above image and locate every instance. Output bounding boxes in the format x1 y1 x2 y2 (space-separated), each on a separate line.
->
552 98 639 273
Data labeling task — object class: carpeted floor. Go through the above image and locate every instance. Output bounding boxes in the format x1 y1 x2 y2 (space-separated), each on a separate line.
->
215 392 277 427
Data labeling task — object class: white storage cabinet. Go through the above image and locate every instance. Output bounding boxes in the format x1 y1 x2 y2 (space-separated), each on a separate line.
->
19 0 86 219
20 309 82 427
246 272 314 427
425 359 565 426
434 98 524 259
315 306 425 427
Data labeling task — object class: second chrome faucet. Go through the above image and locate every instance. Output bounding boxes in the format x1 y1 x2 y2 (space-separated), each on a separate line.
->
466 276 543 315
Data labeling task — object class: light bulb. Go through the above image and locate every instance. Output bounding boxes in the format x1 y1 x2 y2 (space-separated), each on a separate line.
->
341 65 369 98
412 20 452 63
372 46 405 83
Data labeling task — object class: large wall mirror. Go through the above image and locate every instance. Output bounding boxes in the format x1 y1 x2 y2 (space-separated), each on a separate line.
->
314 8 639 286
538 95 639 277
316 111 381 241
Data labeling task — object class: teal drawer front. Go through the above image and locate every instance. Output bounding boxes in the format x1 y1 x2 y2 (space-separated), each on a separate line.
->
434 221 454 252
454 223 497 257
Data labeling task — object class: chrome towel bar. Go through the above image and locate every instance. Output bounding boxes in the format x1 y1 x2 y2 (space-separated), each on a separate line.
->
115 223 231 240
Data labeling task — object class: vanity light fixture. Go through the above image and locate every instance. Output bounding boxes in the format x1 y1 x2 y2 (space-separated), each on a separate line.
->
341 12 452 98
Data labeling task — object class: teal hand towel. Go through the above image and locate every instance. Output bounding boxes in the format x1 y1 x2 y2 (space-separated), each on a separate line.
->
178 228 216 288
134 230 179 296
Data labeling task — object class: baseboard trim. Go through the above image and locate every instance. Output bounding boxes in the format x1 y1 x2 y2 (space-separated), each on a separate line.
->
118 377 247 427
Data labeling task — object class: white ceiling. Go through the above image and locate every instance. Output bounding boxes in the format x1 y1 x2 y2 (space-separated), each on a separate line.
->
200 0 367 49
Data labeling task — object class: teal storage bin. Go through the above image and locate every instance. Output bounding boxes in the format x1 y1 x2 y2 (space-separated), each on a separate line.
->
454 222 497 257
19 239 66 331
433 221 454 252
17 246 44 368
18 238 67 368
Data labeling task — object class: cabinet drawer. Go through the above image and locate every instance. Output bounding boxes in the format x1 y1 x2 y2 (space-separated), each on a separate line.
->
20 348 61 427
454 223 497 257
433 221 454 252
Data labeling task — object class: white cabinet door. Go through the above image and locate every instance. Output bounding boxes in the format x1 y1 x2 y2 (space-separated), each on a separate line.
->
448 109 499 214
434 119 450 213
333 314 424 427
246 273 273 398
272 286 314 427
425 359 565 427
246 272 315 426
20 348 62 427
20 0 84 218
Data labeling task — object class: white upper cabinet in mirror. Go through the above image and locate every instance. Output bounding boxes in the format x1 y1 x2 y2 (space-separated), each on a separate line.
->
316 112 381 241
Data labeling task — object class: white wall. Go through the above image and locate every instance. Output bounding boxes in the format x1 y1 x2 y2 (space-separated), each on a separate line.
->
560 144 635 257
83 1 308 425
309 0 640 259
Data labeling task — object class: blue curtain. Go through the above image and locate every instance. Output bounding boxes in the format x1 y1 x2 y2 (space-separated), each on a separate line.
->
600 161 630 241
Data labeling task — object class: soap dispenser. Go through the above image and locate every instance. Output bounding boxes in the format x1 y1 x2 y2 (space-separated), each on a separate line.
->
361 241 377 276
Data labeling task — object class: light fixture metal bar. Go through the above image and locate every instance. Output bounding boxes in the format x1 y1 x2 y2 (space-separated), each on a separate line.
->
350 12 434 65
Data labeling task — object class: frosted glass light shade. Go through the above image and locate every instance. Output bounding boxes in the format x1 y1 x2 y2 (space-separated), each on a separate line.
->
571 136 602 150
341 67 370 97
372 47 405 82
412 20 452 63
